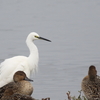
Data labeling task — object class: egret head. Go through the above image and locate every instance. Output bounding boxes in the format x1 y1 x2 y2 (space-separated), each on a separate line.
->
29 32 51 42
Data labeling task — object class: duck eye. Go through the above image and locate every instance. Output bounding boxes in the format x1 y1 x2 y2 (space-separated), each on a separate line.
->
20 74 23 76
35 35 39 38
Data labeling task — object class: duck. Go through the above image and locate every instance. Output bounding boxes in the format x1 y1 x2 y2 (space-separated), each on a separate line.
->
0 32 51 87
0 71 33 99
1 91 35 100
81 65 100 100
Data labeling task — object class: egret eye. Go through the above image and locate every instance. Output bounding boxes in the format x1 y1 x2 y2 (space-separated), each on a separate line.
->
35 35 39 38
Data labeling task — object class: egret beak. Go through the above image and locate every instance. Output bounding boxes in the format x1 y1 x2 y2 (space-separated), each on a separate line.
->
25 77 33 82
38 37 51 42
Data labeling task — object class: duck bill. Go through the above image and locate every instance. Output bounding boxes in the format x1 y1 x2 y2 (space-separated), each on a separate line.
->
25 77 33 82
38 37 51 42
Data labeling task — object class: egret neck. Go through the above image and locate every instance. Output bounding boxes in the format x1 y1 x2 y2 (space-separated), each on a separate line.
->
26 36 39 72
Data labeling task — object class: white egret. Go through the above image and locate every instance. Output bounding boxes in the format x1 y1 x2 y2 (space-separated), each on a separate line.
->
0 32 51 87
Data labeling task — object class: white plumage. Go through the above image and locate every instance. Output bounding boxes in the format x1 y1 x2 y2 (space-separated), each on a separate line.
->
0 32 51 87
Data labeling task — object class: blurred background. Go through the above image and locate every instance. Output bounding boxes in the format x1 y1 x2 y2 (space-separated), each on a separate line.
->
0 0 100 100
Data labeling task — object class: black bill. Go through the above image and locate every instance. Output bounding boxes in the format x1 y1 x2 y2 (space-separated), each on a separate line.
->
25 77 33 82
38 37 51 42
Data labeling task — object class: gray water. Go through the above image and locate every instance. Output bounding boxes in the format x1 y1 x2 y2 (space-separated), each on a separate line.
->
0 0 100 100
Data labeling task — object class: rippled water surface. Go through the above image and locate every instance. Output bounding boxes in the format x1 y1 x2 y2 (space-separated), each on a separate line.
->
0 0 100 100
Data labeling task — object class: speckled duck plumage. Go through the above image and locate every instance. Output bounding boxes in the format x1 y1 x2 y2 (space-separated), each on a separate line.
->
81 65 100 100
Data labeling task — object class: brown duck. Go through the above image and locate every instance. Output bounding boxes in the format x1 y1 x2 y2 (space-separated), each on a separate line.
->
81 65 100 100
0 71 33 99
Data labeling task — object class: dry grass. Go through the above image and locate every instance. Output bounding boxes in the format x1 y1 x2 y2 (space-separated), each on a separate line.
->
66 90 87 100
34 91 87 100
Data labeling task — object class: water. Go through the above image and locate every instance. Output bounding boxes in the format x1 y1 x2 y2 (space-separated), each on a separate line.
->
0 0 100 100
